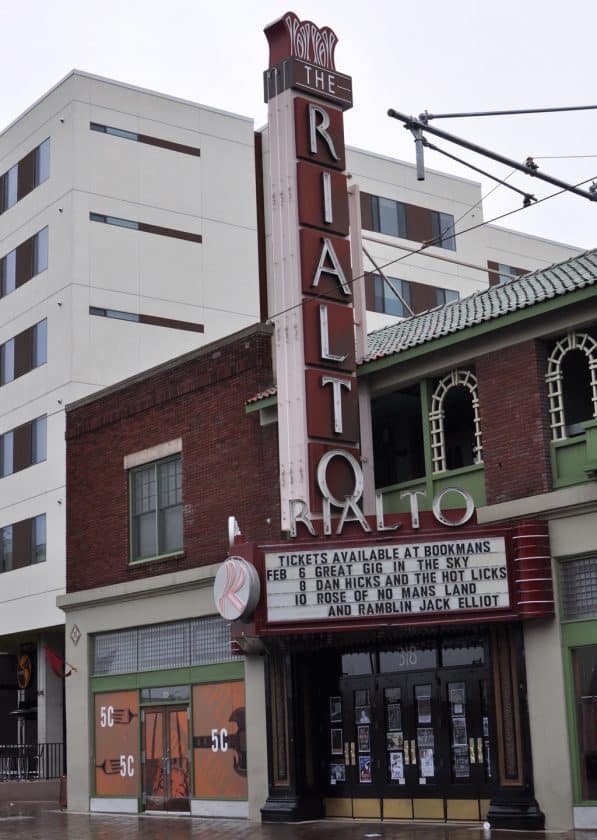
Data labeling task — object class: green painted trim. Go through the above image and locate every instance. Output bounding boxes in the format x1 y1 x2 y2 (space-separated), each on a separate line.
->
360 284 597 376
90 661 244 693
245 395 277 413
559 598 597 804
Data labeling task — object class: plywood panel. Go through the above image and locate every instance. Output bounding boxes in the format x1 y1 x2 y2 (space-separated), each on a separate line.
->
447 799 480 820
383 798 413 819
413 798 444 819
353 798 381 818
324 798 352 818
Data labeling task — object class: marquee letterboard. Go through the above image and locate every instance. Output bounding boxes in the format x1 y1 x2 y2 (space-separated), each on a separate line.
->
265 537 509 623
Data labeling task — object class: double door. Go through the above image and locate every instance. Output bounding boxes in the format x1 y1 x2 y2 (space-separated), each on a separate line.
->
338 668 493 805
142 706 190 811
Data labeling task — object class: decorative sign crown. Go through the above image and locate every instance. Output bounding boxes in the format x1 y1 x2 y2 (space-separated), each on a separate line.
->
265 11 338 70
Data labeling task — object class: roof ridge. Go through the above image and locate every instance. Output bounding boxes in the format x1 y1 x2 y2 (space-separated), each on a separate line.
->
364 247 597 364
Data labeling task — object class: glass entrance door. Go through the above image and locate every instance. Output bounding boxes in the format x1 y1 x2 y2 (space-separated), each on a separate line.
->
440 669 494 797
334 664 495 818
142 706 190 811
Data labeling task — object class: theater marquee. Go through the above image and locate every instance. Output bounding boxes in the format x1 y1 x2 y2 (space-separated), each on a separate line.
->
265 537 509 623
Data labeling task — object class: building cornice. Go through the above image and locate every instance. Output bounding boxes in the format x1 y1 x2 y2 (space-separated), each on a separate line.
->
57 563 220 612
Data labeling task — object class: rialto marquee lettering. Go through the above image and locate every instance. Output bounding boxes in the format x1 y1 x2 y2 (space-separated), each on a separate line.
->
289 447 475 537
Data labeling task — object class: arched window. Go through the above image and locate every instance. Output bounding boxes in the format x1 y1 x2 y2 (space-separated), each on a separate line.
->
429 370 483 473
546 333 597 440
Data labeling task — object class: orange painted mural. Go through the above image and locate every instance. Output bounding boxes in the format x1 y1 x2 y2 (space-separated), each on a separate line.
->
94 690 140 796
192 681 247 799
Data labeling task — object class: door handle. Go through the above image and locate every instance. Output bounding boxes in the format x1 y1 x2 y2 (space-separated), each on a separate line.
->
469 737 476 764
410 739 417 767
477 737 484 764
344 741 350 767
350 742 356 766
404 740 410 766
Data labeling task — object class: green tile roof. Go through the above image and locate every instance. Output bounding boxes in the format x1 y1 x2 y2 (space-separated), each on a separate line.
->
364 249 597 363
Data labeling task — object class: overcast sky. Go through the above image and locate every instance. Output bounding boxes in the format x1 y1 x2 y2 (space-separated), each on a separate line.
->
2 0 595 250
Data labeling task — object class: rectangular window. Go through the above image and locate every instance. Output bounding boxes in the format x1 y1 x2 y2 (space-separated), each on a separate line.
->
5 165 18 210
1 249 16 296
33 227 49 274
436 287 460 306
0 431 14 477
0 338 15 385
572 645 597 800
367 273 411 317
90 212 202 243
89 306 204 333
130 455 183 561
90 122 201 157
32 415 47 464
1 228 48 300
431 211 456 250
35 139 50 186
33 514 46 564
372 385 425 487
0 415 47 478
0 140 50 215
370 195 407 238
0 524 12 572
0 514 45 574
561 557 597 621
33 319 47 367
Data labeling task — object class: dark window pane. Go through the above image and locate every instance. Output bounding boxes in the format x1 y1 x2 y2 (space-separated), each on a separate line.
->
379 197 400 237
444 385 476 469
572 646 597 800
134 512 157 559
562 350 594 435
159 504 183 554
32 416 47 464
1 431 14 476
33 514 46 564
372 385 425 486
34 227 49 274
1 338 15 384
341 653 374 676
1 525 13 572
5 165 18 209
2 249 16 296
442 642 485 667
35 139 50 185
33 320 47 367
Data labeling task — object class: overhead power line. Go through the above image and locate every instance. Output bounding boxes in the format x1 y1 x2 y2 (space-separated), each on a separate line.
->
387 109 597 202
419 104 597 121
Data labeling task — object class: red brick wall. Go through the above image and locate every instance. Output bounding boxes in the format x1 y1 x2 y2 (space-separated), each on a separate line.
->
66 327 280 593
477 339 552 504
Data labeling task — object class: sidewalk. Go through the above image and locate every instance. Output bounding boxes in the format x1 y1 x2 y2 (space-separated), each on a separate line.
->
0 804 595 840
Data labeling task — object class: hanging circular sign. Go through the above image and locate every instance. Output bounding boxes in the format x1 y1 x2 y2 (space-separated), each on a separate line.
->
214 557 261 621
17 655 32 689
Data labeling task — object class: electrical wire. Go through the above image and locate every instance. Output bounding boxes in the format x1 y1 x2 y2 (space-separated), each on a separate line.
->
266 173 597 324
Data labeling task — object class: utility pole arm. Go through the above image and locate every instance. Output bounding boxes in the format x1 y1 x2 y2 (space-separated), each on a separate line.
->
388 109 597 202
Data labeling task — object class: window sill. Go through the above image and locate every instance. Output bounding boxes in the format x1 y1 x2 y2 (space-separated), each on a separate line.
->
431 462 484 480
128 550 185 567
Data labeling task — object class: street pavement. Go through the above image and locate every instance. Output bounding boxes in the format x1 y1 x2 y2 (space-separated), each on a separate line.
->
0 804 595 840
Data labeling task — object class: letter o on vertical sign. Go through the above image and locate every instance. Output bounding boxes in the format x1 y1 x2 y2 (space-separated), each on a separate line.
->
317 448 363 507
432 487 475 527
214 557 261 621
